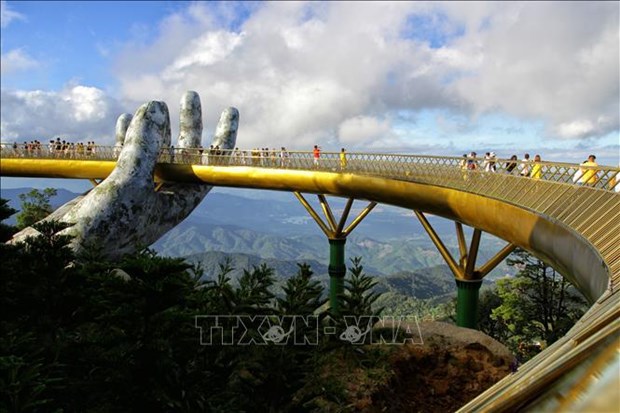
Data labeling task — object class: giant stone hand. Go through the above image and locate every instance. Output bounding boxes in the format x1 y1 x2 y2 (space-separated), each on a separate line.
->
10 91 239 259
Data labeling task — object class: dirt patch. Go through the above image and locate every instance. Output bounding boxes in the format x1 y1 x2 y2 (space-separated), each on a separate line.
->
369 321 514 412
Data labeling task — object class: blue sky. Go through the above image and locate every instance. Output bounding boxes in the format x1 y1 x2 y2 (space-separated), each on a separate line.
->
1 1 619 191
1 1 195 90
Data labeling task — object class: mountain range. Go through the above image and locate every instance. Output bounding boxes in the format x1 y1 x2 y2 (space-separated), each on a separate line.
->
1 186 514 302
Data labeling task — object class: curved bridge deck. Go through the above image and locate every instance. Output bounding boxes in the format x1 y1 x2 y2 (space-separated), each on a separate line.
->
1 144 619 411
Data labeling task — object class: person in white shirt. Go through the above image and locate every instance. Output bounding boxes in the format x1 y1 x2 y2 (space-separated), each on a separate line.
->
520 153 531 177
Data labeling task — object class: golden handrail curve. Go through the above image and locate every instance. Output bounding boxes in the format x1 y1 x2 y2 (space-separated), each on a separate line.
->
1 143 619 191
1 142 619 411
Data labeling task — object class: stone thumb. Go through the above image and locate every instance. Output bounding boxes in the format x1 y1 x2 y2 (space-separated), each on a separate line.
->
112 101 170 184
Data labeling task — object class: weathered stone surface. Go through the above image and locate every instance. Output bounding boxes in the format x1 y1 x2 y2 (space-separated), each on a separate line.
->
177 90 202 149
115 113 133 147
10 91 239 259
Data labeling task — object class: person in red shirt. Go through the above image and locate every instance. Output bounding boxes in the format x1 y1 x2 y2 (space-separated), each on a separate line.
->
313 145 321 168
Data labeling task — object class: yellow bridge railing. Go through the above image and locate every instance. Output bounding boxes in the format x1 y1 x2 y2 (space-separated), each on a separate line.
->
2 143 619 192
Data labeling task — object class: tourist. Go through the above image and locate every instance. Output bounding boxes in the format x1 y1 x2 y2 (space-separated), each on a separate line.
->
196 145 204 164
77 142 84 158
530 154 543 179
232 147 242 165
519 153 531 177
505 155 518 174
467 152 477 170
55 138 62 157
483 152 491 171
579 155 599 186
484 152 497 173
460 154 468 170
280 147 289 168
340 148 347 170
313 145 321 168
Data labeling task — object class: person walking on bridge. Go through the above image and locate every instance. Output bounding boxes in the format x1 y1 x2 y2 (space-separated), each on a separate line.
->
280 147 289 168
505 155 518 174
313 145 321 168
467 152 477 170
340 148 347 170
520 153 531 177
579 155 599 185
530 154 543 179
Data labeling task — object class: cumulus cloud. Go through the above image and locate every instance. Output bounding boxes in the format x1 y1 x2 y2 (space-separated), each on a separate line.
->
439 2 619 140
1 0 25 28
0 85 124 143
112 2 456 148
1 1 616 157
107 1 617 151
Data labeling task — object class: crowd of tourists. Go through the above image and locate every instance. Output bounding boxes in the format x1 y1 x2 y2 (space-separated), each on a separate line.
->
459 152 545 177
4 138 617 190
10 138 99 158
158 146 294 167
460 151 601 182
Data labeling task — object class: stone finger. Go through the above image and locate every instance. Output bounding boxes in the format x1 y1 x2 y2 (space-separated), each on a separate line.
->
115 113 133 147
211 107 239 150
177 91 202 149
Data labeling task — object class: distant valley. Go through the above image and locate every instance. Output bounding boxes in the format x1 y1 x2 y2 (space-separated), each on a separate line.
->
1 187 514 304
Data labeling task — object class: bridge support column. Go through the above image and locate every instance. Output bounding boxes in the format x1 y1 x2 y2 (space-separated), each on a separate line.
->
328 238 347 316
455 279 483 329
414 211 516 329
294 192 376 316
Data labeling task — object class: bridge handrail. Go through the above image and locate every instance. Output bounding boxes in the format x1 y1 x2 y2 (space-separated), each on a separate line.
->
1 143 619 192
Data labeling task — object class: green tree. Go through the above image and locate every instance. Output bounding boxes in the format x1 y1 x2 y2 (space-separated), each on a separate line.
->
0 198 17 241
1 223 389 412
477 288 509 342
1 220 76 412
341 257 382 317
488 249 588 361
15 188 58 229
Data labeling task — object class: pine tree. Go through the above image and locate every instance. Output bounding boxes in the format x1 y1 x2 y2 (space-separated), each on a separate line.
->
488 249 588 361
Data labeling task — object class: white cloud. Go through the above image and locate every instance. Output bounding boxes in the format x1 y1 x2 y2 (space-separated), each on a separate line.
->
163 31 245 80
0 0 25 28
338 116 392 145
1 1 617 159
1 86 123 143
112 2 454 149
0 48 38 74
555 120 595 139
65 86 110 122
440 2 619 139
107 1 617 151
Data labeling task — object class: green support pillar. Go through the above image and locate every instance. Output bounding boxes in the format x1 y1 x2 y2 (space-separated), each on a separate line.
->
328 238 347 316
293 193 375 317
455 278 483 329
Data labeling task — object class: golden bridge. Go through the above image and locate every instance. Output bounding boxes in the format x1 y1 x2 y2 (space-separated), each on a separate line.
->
1 143 619 412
